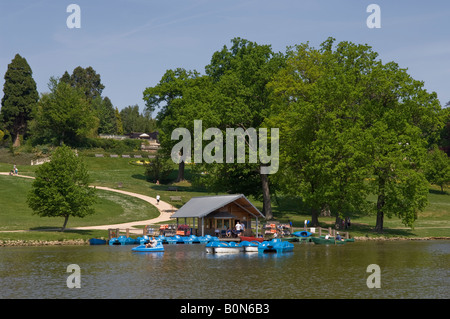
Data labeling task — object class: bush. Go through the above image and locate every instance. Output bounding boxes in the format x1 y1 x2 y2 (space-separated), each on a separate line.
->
79 137 142 154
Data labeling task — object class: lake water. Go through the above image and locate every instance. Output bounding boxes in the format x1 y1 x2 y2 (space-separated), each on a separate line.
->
1 240 449 300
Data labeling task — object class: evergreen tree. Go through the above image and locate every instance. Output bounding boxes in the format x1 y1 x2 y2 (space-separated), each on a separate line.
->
0 54 38 147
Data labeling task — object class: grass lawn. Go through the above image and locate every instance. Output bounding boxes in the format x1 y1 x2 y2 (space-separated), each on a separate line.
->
1 151 449 241
0 175 160 231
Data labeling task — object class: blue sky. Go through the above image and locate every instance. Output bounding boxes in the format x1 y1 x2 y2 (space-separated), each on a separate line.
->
1 0 449 113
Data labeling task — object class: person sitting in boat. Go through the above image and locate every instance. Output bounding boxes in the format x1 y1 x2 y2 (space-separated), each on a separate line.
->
336 232 342 241
325 234 330 239
146 237 158 248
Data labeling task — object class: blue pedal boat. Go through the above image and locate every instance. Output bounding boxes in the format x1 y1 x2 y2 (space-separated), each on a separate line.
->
89 238 107 245
239 240 260 252
292 231 312 238
258 239 294 253
205 241 243 254
131 242 165 252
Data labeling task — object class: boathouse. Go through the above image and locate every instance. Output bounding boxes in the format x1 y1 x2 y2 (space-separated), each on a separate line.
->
170 194 265 237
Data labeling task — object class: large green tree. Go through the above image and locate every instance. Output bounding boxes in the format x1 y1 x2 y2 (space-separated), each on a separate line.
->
32 78 98 146
269 38 442 232
200 38 286 219
143 68 215 182
27 145 97 231
268 40 372 226
0 54 39 147
60 66 105 102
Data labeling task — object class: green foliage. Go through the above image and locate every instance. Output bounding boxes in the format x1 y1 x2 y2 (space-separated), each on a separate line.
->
0 54 39 146
268 37 442 231
144 153 175 183
27 145 97 231
80 137 141 153
60 66 105 102
120 104 156 134
424 145 450 193
30 78 98 146
92 96 118 135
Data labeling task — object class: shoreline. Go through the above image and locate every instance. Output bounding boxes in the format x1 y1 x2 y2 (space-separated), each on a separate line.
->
1 236 449 247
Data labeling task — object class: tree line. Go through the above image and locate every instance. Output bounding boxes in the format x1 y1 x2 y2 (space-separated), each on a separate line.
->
1 37 449 233
0 56 156 147
143 37 450 232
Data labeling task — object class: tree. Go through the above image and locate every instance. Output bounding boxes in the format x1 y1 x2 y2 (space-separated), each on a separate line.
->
93 96 117 135
268 38 442 232
0 54 38 147
144 152 175 184
27 145 97 231
143 68 209 182
202 38 286 219
115 107 124 135
32 78 98 146
268 40 372 226
120 105 156 134
60 66 105 102
425 145 450 193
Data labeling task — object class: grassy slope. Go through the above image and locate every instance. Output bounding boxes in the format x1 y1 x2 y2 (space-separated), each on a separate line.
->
0 152 449 240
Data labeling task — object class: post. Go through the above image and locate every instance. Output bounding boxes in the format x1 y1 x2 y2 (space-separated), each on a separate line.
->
318 227 322 237
255 217 259 237
126 228 129 237
201 217 205 236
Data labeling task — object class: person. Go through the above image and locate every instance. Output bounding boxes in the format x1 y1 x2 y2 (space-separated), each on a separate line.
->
226 228 231 237
146 236 158 248
336 232 342 241
325 234 330 240
235 222 243 236
156 195 160 205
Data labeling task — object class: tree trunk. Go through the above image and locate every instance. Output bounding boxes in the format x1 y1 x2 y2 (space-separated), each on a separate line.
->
13 134 21 147
176 160 185 182
260 172 272 220
310 207 320 227
375 177 385 233
61 215 70 232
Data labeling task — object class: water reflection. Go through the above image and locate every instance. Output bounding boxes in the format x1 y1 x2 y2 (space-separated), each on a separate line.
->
0 241 448 299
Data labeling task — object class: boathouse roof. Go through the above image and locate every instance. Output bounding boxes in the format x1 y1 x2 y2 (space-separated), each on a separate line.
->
170 194 264 219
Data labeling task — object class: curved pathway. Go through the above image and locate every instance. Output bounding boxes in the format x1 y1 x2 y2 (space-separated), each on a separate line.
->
0 172 176 234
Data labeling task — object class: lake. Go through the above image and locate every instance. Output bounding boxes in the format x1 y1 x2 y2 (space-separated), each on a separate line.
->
0 240 448 299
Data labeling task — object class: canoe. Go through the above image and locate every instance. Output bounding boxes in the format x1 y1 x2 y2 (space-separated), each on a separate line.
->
131 242 164 252
206 241 243 254
310 236 347 245
239 240 260 252
89 238 107 245
240 236 264 243
258 239 294 253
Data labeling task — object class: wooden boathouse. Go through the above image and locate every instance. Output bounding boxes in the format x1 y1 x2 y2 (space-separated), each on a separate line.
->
170 194 265 237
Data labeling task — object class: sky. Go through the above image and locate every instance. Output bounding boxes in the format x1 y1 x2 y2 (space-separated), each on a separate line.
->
1 0 449 114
